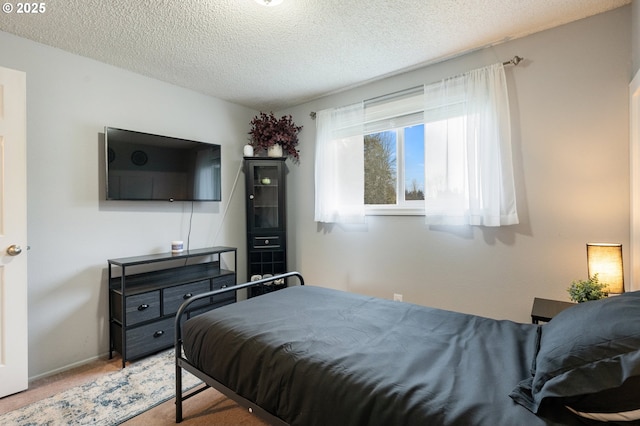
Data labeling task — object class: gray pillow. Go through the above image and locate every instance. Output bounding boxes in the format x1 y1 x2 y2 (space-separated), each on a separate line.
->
510 291 640 418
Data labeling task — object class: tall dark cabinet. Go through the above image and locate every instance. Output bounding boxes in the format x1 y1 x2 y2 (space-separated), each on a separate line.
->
244 157 287 296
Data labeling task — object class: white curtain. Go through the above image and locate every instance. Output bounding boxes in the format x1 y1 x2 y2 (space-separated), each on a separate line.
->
314 102 365 223
423 63 519 226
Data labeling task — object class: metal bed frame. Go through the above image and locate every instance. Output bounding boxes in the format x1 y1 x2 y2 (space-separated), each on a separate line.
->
174 271 305 424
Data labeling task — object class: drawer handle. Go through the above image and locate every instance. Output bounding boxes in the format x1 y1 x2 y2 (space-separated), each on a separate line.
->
183 293 193 299
153 330 164 338
138 304 149 311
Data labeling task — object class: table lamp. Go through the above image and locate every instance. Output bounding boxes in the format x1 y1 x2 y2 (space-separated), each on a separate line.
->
586 243 624 294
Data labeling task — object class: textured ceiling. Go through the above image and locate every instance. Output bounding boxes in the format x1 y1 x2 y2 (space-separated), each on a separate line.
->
0 0 631 111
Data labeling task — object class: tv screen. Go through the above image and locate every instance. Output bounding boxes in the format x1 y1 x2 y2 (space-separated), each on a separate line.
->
105 127 221 201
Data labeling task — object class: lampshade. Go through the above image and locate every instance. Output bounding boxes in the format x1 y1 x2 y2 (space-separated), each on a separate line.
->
586 243 624 294
255 0 284 6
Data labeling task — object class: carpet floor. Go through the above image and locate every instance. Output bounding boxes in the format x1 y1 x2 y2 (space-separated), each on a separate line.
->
0 350 268 425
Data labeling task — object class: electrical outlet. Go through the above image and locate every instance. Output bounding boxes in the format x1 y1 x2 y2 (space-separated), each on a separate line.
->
393 293 403 302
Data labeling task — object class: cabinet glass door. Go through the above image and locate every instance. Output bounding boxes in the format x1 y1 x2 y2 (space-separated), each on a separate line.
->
251 164 281 231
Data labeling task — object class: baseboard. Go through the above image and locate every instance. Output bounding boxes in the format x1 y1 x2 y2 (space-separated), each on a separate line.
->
28 351 112 383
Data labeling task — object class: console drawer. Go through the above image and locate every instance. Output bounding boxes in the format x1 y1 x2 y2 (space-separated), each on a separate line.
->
163 280 211 316
111 290 161 326
213 274 235 290
124 317 175 360
212 274 236 305
253 236 281 249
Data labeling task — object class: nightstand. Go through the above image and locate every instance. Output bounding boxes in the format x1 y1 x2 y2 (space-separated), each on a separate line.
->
531 297 576 324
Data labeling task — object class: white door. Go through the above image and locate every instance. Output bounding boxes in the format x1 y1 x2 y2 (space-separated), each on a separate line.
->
631 70 640 293
0 66 28 397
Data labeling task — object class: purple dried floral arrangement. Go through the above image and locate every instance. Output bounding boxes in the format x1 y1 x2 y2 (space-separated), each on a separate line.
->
248 112 303 162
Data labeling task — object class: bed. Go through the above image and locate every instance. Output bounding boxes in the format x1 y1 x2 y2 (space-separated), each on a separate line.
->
174 272 640 425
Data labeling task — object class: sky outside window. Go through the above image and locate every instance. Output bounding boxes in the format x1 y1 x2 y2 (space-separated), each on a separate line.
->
404 124 425 196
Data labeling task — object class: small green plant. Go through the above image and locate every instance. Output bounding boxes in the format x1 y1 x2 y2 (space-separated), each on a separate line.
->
567 274 608 303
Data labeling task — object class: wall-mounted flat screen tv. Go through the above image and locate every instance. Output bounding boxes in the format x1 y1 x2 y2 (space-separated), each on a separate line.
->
105 127 221 201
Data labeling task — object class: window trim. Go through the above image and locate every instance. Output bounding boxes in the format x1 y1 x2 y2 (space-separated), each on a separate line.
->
366 204 426 216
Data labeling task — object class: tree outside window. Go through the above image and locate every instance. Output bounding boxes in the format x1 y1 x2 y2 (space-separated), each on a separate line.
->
364 131 396 204
364 124 425 208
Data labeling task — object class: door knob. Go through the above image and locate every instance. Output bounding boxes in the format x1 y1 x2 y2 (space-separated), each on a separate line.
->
7 245 22 256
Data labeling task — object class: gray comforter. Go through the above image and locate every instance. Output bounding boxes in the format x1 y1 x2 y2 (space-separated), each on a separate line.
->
183 285 586 425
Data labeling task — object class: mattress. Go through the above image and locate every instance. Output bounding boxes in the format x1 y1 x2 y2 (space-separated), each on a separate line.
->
182 285 585 425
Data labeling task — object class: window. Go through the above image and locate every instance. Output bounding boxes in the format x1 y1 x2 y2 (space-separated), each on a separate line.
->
364 124 425 214
362 87 425 215
315 63 518 226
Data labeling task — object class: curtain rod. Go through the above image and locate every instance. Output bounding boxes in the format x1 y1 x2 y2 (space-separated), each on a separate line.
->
503 55 524 66
309 55 524 119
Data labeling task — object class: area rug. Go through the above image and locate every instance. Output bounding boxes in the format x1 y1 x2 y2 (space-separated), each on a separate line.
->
2 350 202 425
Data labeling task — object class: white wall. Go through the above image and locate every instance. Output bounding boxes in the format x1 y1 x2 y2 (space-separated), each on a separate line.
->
284 7 632 322
0 31 255 378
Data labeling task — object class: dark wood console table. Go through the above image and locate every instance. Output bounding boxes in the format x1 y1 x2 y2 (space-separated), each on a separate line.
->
108 247 236 367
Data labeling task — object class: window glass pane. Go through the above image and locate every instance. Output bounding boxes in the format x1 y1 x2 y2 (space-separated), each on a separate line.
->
404 124 425 201
252 165 280 229
364 131 397 205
